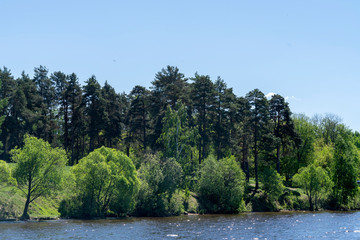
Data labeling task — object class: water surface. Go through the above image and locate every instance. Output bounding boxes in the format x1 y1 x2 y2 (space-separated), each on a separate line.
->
1 211 360 239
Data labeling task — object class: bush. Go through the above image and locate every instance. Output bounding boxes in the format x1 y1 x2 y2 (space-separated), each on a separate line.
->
260 168 285 202
197 156 245 213
134 154 183 217
250 191 279 212
279 189 308 210
0 160 15 188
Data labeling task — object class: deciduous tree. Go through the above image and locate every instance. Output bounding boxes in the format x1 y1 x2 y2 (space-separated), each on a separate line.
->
293 164 332 210
11 135 67 219
64 147 139 218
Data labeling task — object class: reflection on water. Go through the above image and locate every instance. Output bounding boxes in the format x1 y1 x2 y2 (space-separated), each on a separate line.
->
1 211 360 239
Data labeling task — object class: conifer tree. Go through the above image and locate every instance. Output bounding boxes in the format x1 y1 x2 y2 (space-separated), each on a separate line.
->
246 89 269 190
191 73 215 164
83 75 104 152
269 94 298 174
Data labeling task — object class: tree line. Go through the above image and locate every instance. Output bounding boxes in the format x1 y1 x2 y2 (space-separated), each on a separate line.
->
0 66 298 180
1 65 360 218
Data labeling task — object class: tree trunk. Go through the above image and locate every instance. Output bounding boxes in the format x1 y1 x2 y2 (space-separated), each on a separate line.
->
309 195 314 211
254 133 259 190
198 138 202 165
255 151 258 190
21 179 32 220
242 137 250 182
276 145 280 174
21 196 31 220
142 100 146 153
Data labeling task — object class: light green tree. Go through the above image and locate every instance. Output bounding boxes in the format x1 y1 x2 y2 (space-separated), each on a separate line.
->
332 133 359 207
65 147 139 218
313 138 334 170
0 160 15 188
11 135 67 219
282 114 316 182
293 164 333 210
159 102 198 173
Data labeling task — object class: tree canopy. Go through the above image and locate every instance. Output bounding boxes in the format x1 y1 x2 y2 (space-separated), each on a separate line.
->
60 147 139 218
11 135 67 219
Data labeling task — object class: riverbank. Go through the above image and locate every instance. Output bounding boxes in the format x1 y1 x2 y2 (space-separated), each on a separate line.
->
0 185 63 220
0 185 323 221
0 179 357 221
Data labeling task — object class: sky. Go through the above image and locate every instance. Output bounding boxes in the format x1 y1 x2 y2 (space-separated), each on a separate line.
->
1 0 360 130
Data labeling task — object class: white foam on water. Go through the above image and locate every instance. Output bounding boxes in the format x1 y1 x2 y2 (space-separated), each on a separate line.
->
167 234 178 237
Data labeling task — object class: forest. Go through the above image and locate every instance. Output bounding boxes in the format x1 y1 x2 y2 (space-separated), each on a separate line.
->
1 65 360 220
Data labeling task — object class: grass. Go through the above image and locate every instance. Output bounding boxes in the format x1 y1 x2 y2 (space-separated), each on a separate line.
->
0 184 65 219
0 165 74 220
0 186 24 219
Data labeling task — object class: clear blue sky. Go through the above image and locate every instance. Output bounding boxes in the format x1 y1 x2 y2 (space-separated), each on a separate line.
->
1 0 360 130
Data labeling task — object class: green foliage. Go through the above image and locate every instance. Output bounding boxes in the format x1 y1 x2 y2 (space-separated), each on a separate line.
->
260 168 285 202
83 76 105 152
293 164 333 210
134 154 183 216
2 65 360 214
0 78 8 155
279 189 309 210
269 94 298 174
212 77 237 160
197 155 245 213
331 135 359 207
126 85 150 153
0 160 15 187
191 73 215 163
11 135 67 219
312 113 342 145
159 102 198 177
245 88 270 190
60 147 139 218
149 66 188 151
313 139 334 170
0 172 72 219
283 114 316 182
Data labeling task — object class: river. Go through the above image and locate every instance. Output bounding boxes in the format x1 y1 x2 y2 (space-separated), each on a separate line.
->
1 211 360 239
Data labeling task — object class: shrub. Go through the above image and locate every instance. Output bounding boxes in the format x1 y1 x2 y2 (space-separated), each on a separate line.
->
134 154 183 217
260 168 285 202
197 156 245 213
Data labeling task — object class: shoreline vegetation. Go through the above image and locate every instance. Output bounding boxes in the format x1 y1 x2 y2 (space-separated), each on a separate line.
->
1 65 360 220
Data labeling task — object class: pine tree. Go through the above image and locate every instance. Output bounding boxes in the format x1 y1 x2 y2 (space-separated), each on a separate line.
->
0 78 8 156
149 66 188 150
191 73 215 164
101 81 122 148
235 96 252 181
67 73 85 164
126 85 150 154
212 77 236 160
246 89 270 190
33 66 57 144
52 71 70 150
269 94 298 174
83 75 105 152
